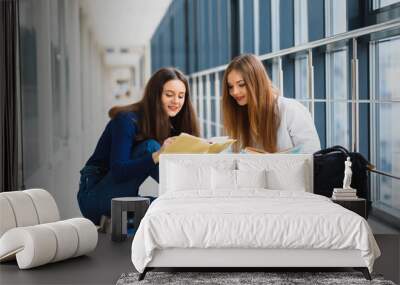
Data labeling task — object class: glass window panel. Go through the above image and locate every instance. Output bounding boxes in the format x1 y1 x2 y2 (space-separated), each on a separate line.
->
263 60 273 79
203 121 208 138
271 0 280 51
308 0 324 41
282 57 295 98
196 95 200 116
219 97 223 124
294 0 308 45
315 102 326 149
218 0 230 65
211 124 217 137
358 43 369 101
374 37 400 215
172 4 186 72
199 77 205 120
294 0 308 100
19 0 40 179
326 0 347 36
209 0 218 67
376 37 400 101
201 76 209 137
330 49 349 100
271 59 280 88
295 55 308 100
313 52 326 100
189 78 197 115
65 56 70 125
211 98 217 123
189 78 194 99
218 71 225 96
330 102 350 149
187 0 197 73
242 0 254 53
359 103 370 159
376 102 400 210
195 79 200 116
203 98 207 120
374 0 400 9
50 0 69 153
197 0 209 70
325 1 350 149
210 74 215 98
259 0 271 54
279 0 294 49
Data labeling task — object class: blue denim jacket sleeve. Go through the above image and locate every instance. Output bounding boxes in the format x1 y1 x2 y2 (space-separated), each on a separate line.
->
109 113 156 183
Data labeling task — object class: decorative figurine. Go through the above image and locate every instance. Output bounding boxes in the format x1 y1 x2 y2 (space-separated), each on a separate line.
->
343 157 353 189
332 157 357 199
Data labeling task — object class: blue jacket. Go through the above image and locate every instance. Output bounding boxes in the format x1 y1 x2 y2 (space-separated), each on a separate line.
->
85 112 156 183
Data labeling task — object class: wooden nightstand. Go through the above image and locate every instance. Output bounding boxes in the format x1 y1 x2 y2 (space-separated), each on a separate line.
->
331 198 367 219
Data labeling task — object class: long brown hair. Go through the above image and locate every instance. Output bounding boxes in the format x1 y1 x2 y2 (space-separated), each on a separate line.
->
109 67 200 143
222 54 280 153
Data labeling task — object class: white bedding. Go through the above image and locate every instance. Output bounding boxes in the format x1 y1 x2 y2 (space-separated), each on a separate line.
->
131 190 380 273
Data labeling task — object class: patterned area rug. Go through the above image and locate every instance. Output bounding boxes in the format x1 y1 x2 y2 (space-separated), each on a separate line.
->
116 271 396 285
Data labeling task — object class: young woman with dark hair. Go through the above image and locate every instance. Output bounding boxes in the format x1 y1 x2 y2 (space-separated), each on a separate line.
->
222 54 320 153
77 67 200 225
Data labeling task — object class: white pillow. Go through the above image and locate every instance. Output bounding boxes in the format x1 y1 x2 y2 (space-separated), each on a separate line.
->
211 169 267 190
266 162 307 191
212 168 237 190
236 169 267 189
167 162 212 191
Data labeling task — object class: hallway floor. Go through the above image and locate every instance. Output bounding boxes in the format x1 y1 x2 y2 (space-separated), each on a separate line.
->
1 220 398 285
0 233 133 285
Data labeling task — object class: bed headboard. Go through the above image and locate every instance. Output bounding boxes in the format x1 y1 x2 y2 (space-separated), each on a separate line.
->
159 154 313 196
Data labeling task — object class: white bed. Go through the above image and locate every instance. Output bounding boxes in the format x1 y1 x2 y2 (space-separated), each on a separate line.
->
131 154 380 280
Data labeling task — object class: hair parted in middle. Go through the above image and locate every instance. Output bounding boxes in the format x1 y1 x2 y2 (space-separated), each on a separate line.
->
222 54 280 153
108 67 200 143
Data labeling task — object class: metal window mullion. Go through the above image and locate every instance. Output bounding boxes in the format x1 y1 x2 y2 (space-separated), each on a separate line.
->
206 74 212 138
192 76 198 114
326 51 332 147
351 38 360 152
308 49 315 120
254 0 259 55
239 0 244 53
324 0 331 37
198 76 204 137
271 0 280 52
373 0 377 10
278 57 284 97
369 41 378 202
214 72 221 136
325 0 332 147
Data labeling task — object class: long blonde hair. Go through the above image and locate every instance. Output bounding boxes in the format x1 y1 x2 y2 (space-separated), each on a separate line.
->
222 54 280 152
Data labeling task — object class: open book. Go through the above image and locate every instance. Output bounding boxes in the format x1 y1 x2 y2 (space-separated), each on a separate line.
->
162 133 236 154
244 145 302 154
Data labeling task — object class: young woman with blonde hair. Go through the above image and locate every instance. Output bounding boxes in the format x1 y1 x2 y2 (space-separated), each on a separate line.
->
222 54 320 153
77 67 199 225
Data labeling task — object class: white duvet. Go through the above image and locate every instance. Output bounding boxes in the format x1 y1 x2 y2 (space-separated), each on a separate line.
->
131 190 380 273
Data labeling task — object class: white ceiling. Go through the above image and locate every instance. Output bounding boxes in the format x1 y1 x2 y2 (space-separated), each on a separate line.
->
81 0 171 50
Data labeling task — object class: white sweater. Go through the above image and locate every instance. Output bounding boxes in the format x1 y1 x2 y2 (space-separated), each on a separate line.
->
275 96 321 153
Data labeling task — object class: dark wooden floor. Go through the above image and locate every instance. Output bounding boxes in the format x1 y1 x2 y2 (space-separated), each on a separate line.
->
0 233 134 285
